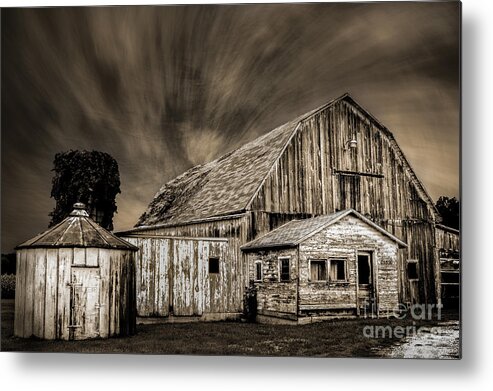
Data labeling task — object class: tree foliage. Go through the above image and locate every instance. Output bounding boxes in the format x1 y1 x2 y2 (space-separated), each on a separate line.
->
1 253 16 274
49 150 121 230
435 196 460 230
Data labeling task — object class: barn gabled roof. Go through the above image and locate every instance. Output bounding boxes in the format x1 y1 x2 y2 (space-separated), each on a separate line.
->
240 209 408 251
16 203 138 251
136 93 439 228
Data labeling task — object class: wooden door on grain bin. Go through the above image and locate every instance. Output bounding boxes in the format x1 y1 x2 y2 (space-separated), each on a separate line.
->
70 267 101 339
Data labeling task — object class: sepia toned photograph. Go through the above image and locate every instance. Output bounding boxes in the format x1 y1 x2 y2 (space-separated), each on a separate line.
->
1 1 460 359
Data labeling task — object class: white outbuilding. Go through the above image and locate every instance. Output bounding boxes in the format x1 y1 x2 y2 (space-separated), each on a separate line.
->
14 203 138 340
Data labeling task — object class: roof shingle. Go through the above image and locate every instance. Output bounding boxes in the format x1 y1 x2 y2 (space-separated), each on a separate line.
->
241 209 407 250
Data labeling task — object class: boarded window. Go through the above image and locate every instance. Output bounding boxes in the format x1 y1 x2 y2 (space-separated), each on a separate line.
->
209 257 219 274
254 261 262 281
279 258 290 282
330 259 347 281
310 260 327 281
407 261 418 280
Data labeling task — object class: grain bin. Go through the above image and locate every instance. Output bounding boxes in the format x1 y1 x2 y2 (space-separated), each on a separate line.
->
14 203 138 340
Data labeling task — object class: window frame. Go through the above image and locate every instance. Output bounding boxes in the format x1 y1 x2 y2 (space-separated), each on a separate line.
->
407 259 419 281
278 256 291 282
254 260 263 282
309 259 328 282
357 252 373 285
208 256 220 275
329 258 348 283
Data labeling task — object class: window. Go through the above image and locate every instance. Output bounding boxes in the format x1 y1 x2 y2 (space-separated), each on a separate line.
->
279 257 290 282
329 259 347 282
254 260 262 282
209 257 219 274
407 260 418 280
310 260 327 281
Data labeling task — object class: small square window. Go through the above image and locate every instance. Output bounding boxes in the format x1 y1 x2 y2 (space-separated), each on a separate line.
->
310 260 327 281
254 261 262 281
407 261 418 280
209 257 219 274
279 258 290 282
330 259 347 282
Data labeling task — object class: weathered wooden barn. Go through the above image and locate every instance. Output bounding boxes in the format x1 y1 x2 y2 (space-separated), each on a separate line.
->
119 93 459 321
241 209 407 323
435 224 460 307
15 203 138 340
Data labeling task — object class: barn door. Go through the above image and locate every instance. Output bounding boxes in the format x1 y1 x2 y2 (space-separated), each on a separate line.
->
172 241 203 316
70 267 101 340
338 174 361 210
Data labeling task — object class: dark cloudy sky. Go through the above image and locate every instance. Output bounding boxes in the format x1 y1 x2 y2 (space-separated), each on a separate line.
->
1 2 460 253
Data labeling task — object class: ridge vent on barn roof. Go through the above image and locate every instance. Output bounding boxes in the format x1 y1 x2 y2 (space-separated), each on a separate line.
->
16 203 138 251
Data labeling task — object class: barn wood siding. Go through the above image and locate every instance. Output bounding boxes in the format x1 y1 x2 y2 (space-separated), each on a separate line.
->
246 248 298 319
249 99 438 304
436 227 460 253
435 227 460 306
124 235 240 318
14 247 135 340
297 216 399 316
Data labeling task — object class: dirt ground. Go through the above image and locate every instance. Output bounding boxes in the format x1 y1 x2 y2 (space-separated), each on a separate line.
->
1 300 460 358
378 320 460 359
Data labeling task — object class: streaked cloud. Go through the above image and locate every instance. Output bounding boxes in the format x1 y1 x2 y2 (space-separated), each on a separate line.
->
1 3 460 252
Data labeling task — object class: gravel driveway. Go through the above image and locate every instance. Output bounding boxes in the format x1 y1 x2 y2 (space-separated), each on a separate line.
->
382 320 460 359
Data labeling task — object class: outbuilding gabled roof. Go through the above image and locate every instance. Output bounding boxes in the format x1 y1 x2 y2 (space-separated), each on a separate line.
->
16 203 138 251
240 209 408 251
136 93 439 227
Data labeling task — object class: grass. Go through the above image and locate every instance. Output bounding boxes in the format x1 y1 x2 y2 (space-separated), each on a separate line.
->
1 299 458 357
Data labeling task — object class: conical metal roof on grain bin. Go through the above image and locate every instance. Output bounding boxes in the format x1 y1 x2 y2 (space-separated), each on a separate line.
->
16 203 138 251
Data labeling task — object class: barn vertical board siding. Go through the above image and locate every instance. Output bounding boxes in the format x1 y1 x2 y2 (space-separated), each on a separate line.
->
99 249 110 338
119 251 127 335
33 248 47 338
119 234 239 318
44 249 58 339
86 248 99 267
248 99 438 304
124 214 248 313
111 251 118 336
157 239 169 316
140 239 150 316
202 240 211 312
192 241 202 315
14 251 25 337
57 248 72 340
23 250 35 337
151 239 159 315
196 241 203 314
73 248 86 266
132 237 146 316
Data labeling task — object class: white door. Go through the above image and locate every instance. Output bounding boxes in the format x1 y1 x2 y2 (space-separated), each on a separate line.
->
70 267 101 340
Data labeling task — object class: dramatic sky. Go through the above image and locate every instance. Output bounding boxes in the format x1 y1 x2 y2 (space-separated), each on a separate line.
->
1 2 460 253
